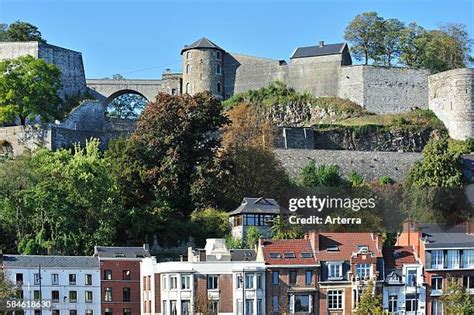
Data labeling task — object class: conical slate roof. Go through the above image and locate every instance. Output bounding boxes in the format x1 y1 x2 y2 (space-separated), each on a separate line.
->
181 37 225 54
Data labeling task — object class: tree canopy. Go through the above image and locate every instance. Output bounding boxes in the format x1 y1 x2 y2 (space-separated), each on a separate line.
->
0 55 62 125
0 21 46 43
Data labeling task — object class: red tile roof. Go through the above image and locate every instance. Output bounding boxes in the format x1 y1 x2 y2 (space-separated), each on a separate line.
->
261 239 316 265
383 246 417 270
317 233 382 261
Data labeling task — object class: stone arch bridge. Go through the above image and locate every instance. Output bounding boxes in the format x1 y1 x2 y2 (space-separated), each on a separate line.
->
86 79 163 104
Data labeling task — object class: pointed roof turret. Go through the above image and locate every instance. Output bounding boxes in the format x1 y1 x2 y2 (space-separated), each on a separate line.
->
181 37 225 54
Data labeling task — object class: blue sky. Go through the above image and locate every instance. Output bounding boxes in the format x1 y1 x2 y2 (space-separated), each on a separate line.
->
1 0 473 79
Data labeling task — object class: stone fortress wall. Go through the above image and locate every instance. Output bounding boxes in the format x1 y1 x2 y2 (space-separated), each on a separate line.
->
0 42 87 97
429 68 474 140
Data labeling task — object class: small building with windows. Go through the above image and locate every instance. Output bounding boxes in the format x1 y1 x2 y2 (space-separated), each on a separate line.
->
229 197 280 240
140 238 266 315
2 254 101 315
93 245 151 315
382 246 425 315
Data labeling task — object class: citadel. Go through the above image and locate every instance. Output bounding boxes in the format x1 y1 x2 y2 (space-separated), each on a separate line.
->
0 37 473 179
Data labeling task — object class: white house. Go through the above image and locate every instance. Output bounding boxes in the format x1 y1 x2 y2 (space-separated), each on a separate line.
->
2 255 101 315
141 239 266 315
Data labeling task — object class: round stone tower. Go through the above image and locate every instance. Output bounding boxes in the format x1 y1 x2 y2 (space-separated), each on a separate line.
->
181 37 225 99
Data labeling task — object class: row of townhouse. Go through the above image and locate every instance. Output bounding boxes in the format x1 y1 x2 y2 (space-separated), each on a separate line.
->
141 222 474 315
0 245 151 315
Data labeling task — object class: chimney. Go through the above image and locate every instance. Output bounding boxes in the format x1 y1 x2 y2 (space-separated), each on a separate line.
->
319 41 324 48
307 230 319 252
465 221 474 235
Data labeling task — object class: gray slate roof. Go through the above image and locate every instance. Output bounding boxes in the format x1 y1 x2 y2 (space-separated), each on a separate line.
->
229 197 280 216
182 37 224 53
418 224 474 249
291 43 347 59
93 245 151 258
3 255 99 268
230 249 257 261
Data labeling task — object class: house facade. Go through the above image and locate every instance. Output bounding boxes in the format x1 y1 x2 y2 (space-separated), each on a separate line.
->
2 255 101 315
93 245 151 315
397 220 474 315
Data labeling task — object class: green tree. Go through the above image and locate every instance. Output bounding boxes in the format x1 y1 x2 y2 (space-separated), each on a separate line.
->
406 137 463 187
106 93 147 120
440 277 474 314
190 208 230 246
132 92 228 215
0 55 62 125
298 162 343 187
355 281 384 315
271 216 304 240
3 21 45 43
400 22 429 68
0 140 120 255
0 271 16 302
344 11 385 64
379 18 405 66
0 23 8 41
245 226 262 249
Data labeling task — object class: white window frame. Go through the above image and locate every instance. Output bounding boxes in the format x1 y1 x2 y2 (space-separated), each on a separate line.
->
327 289 343 310
207 275 218 290
34 273 40 285
181 275 191 290
463 249 474 268
431 276 443 291
431 250 444 269
406 268 417 286
186 64 191 74
355 263 371 279
388 295 397 314
328 262 343 279
170 275 178 290
245 273 255 289
431 299 442 315
447 250 460 269
51 273 59 285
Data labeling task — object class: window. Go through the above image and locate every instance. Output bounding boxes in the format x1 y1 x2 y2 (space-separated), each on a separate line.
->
123 309 131 315
85 291 93 303
69 291 77 303
52 310 59 315
16 273 23 285
215 51 221 60
284 252 296 259
327 290 343 309
170 300 177 315
432 277 443 291
356 263 371 279
34 273 40 285
104 270 112 280
245 299 254 315
123 287 131 302
70 310 77 315
407 269 417 286
181 300 191 315
257 273 262 289
431 299 442 315
289 270 297 285
237 274 243 289
105 287 112 302
328 262 343 279
181 275 191 289
463 249 474 268
85 274 92 285
171 88 177 95
447 250 460 269
294 295 310 312
406 297 418 312
269 253 281 259
51 274 59 285
216 64 221 74
34 310 41 315
207 275 218 290
186 51 191 60
170 275 178 289
245 273 255 289
210 300 218 315
217 82 221 93
69 274 76 285
301 252 313 258
463 275 474 289
431 250 444 269
305 270 312 286
51 290 59 303
257 299 263 315
161 275 167 290
33 290 41 300
186 64 191 74
388 295 397 314
105 309 112 315
272 295 279 314
85 310 93 315
122 270 131 280
185 83 191 94
327 245 339 252
17 290 24 299
272 271 279 285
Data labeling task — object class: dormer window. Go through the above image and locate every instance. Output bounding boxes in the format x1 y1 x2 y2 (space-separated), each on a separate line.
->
284 252 296 259
357 245 369 253
327 245 339 252
301 252 313 259
269 253 281 259
327 262 343 279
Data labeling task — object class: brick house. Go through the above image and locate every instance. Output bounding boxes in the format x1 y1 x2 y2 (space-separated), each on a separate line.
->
316 233 383 315
93 245 151 315
256 234 319 315
397 220 474 315
141 239 265 315
382 246 426 314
